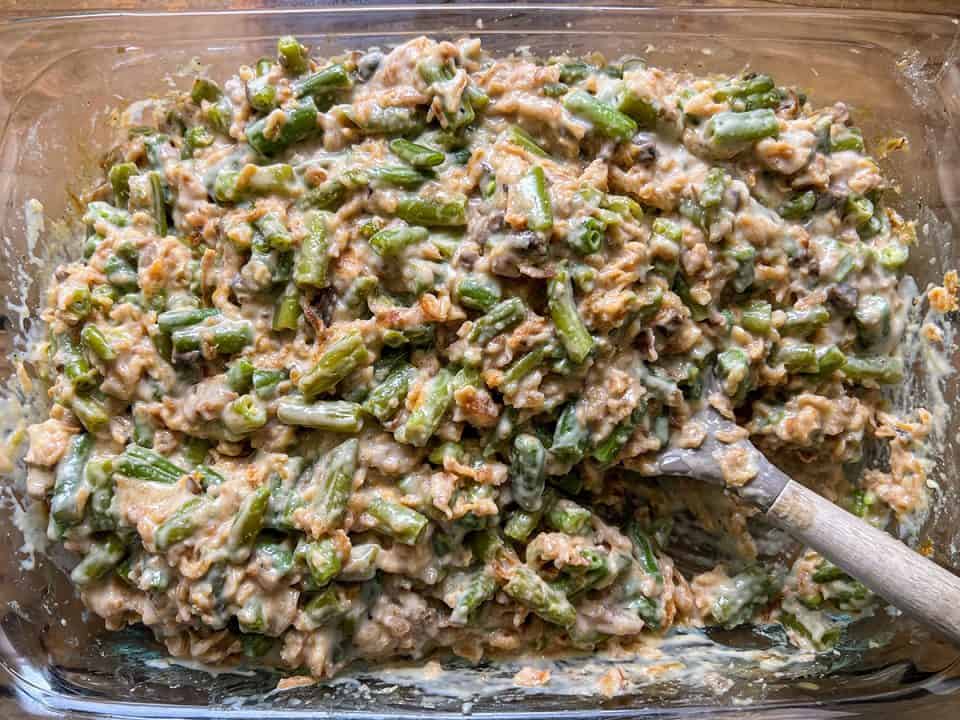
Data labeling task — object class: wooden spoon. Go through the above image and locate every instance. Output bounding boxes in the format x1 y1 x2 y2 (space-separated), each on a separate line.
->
653 400 960 646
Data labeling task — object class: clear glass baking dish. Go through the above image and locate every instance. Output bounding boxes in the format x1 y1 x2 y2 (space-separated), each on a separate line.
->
0 3 959 717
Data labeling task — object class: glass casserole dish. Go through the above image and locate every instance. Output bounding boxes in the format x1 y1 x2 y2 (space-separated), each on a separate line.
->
0 3 958 717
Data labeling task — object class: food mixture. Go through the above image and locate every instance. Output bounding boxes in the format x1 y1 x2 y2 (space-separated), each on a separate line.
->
23 35 934 680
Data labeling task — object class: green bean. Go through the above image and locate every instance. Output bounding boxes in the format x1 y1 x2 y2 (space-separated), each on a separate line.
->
227 357 255 393
704 109 779 147
700 167 728 209
779 190 816 220
542 82 568 98
617 88 657 128
158 308 220 334
592 408 643 466
214 163 298 202
246 98 318 156
626 522 663 583
830 125 864 153
455 274 501 312
277 398 363 432
171 319 253 356
781 305 830 337
191 77 222 104
558 61 594 84
293 210 331 289
84 201 130 229
228 484 270 562
72 395 110 434
370 165 431 189
369 224 429 255
79 324 116 362
252 368 286 399
366 496 429 545
390 138 445 167
298 331 368 400
469 297 526 345
878 242 909 271
551 402 589 464
816 344 847 375
71 534 127 586
246 75 277 113
51 434 93 527
254 533 296 577
567 216 605 255
395 367 454 447
775 341 818 374
548 265 594 363
842 355 903 384
853 295 891 347
109 162 138 206
237 597 266 635
338 543 379 582
363 362 415 422
504 507 543 543
500 344 552 395
503 564 577 627
115 444 185 484
545 498 592 535
516 165 553 233
449 569 497 625
311 439 360 533
740 300 771 335
272 283 302 332
507 125 548 157
713 74 774 101
256 212 292 251
344 105 423 136
564 90 637 142
147 172 168 237
710 566 775 630
85 457 115 531
298 537 342 588
293 63 352 98
277 35 309 75
206 97 234 134
154 496 208 551
396 194 467 227
717 347 751 405
510 434 546 512
382 324 436 348
302 586 348 628
222 395 268 436
182 436 211 467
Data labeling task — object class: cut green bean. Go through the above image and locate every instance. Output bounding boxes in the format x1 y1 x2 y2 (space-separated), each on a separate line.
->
369 224 429 255
395 367 454 447
704 109 779 147
366 496 429 545
71 534 127 586
154 497 208 551
510 434 546 512
503 564 577 627
469 297 526 345
51 434 93 527
396 195 467 227
564 90 638 142
548 265 594 363
517 165 553 233
298 332 368 400
363 362 416 422
390 138 445 167
277 398 363 432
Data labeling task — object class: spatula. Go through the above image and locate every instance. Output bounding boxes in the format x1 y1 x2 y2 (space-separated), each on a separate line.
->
653 397 960 646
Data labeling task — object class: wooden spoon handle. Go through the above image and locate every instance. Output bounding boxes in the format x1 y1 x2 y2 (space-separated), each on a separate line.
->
767 479 960 646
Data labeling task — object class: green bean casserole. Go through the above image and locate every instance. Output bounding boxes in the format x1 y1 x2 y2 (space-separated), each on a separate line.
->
24 35 940 680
